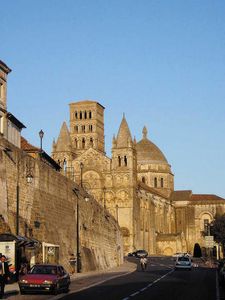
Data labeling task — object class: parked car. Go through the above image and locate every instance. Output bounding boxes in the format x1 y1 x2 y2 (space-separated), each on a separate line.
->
128 250 148 258
128 251 137 257
175 255 192 270
19 264 70 295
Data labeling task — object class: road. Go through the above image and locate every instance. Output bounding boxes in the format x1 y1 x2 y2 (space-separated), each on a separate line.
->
7 256 219 300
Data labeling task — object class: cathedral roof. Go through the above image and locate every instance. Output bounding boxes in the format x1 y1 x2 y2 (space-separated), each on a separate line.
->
55 122 72 152
116 115 132 148
191 194 225 202
136 126 168 163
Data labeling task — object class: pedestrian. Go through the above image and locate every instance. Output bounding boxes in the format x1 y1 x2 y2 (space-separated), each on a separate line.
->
69 254 76 274
0 254 10 299
140 256 148 271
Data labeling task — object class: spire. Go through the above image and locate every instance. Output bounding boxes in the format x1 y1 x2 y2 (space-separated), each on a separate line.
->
116 115 132 148
55 122 72 152
142 126 148 139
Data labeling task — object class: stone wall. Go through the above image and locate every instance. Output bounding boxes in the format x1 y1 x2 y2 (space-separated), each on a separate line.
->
0 136 123 272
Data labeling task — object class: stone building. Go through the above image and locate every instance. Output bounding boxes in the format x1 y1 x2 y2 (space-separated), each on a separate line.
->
52 100 225 255
0 61 123 273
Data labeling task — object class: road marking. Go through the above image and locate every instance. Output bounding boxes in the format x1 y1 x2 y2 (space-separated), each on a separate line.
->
130 291 140 297
49 269 136 300
121 269 174 300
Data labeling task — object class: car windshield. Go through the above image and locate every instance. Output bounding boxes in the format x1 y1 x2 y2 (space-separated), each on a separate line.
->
30 266 57 275
178 257 190 262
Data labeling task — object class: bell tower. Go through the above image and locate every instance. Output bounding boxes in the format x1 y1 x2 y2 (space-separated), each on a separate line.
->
69 101 105 156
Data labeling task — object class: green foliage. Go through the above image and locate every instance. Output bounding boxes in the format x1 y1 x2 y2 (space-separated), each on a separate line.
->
211 214 225 246
193 243 202 257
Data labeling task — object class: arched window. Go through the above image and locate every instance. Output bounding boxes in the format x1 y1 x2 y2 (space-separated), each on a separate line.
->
89 111 92 119
80 111 82 119
124 156 127 166
89 124 93 132
74 125 78 133
82 138 85 149
82 125 85 133
154 177 157 188
75 111 78 119
118 156 121 167
74 138 78 148
84 111 87 119
90 137 94 147
142 177 146 183
161 178 164 188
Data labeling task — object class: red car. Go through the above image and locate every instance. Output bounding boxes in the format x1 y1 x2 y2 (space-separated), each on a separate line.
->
19 264 70 295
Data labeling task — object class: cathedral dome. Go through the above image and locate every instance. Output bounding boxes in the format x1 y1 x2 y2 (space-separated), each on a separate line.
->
136 126 168 163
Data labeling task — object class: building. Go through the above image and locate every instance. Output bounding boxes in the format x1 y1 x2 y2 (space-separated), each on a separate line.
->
0 62 123 272
0 60 25 148
52 100 225 255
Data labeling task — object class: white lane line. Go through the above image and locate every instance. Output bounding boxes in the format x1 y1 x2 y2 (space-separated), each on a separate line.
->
130 291 140 297
122 269 174 299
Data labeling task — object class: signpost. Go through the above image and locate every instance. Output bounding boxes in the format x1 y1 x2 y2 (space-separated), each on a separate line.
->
205 236 214 248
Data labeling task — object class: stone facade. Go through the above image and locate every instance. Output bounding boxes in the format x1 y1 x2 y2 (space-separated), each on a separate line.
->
52 100 225 256
1 59 225 265
0 135 123 272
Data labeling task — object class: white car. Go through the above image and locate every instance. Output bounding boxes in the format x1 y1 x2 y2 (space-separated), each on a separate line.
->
172 252 185 260
175 256 192 270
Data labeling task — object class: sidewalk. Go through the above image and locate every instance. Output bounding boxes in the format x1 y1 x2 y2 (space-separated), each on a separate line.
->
5 259 137 298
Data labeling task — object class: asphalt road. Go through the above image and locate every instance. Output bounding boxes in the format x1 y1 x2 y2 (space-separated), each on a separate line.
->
60 257 217 300
7 256 219 300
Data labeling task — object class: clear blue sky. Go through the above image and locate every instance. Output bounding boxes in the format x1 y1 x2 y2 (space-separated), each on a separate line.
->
1 0 225 197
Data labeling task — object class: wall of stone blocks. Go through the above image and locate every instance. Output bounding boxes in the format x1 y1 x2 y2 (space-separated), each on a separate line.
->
0 136 123 272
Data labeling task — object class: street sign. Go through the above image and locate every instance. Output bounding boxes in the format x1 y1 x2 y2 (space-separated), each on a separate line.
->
205 236 214 248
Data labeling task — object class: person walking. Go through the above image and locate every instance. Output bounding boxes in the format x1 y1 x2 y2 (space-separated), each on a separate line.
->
0 254 10 299
140 256 148 271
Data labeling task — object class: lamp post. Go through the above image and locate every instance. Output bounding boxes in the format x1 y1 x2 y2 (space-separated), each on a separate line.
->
80 162 84 187
73 187 89 273
39 129 44 152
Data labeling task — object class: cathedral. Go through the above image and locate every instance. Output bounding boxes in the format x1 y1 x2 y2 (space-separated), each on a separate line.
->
52 100 225 256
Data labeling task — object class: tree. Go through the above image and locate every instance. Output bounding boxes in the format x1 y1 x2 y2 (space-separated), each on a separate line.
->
211 214 225 252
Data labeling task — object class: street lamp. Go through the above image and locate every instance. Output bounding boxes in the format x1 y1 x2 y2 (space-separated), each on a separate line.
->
39 129 44 152
73 187 89 273
80 162 84 187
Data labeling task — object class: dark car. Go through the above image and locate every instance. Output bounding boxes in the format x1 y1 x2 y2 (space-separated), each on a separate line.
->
19 264 70 295
128 250 148 258
128 251 137 257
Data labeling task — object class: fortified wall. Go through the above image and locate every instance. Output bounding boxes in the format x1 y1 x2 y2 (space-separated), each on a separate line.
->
0 136 123 272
